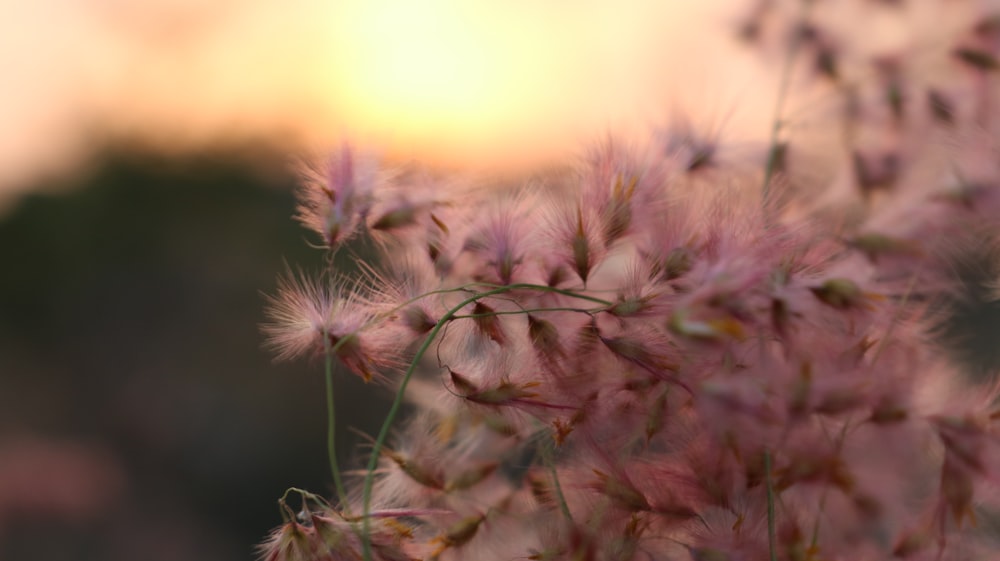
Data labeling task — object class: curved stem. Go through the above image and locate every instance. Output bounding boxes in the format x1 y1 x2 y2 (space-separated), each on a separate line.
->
451 305 605 320
324 337 350 513
471 283 613 307
539 437 573 523
331 284 611 363
358 283 610 560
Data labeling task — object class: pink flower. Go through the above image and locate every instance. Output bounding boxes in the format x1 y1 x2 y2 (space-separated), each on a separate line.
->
262 271 398 382
295 145 378 248
460 193 538 285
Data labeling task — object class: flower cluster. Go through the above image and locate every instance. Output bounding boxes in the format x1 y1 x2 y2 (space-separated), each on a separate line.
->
260 2 1000 560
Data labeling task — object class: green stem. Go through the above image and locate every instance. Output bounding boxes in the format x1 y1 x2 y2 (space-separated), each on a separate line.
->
470 283 613 307
324 349 350 513
367 283 483 324
339 283 610 355
451 305 605 320
358 283 611 560
539 437 573 523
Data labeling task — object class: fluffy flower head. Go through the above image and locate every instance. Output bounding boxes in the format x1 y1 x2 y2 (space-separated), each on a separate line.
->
263 271 396 382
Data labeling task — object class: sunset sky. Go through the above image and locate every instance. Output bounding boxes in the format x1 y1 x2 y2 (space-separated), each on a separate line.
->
5 4 998 560
0 0 779 208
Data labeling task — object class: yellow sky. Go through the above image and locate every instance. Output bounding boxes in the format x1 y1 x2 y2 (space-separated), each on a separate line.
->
0 0 777 205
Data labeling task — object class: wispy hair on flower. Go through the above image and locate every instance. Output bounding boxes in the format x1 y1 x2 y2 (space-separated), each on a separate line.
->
263 270 399 382
295 145 379 248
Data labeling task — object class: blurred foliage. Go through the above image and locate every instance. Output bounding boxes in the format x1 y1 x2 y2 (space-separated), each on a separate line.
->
0 145 389 560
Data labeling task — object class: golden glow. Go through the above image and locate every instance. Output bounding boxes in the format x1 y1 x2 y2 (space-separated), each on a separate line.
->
0 0 786 202
325 0 506 160
313 0 764 168
338 2 493 118
322 0 559 166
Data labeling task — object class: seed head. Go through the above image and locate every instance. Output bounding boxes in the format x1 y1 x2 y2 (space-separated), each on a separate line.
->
295 145 377 248
262 271 395 382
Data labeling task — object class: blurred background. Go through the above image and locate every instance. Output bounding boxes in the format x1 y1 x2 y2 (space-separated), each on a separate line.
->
0 1 775 559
